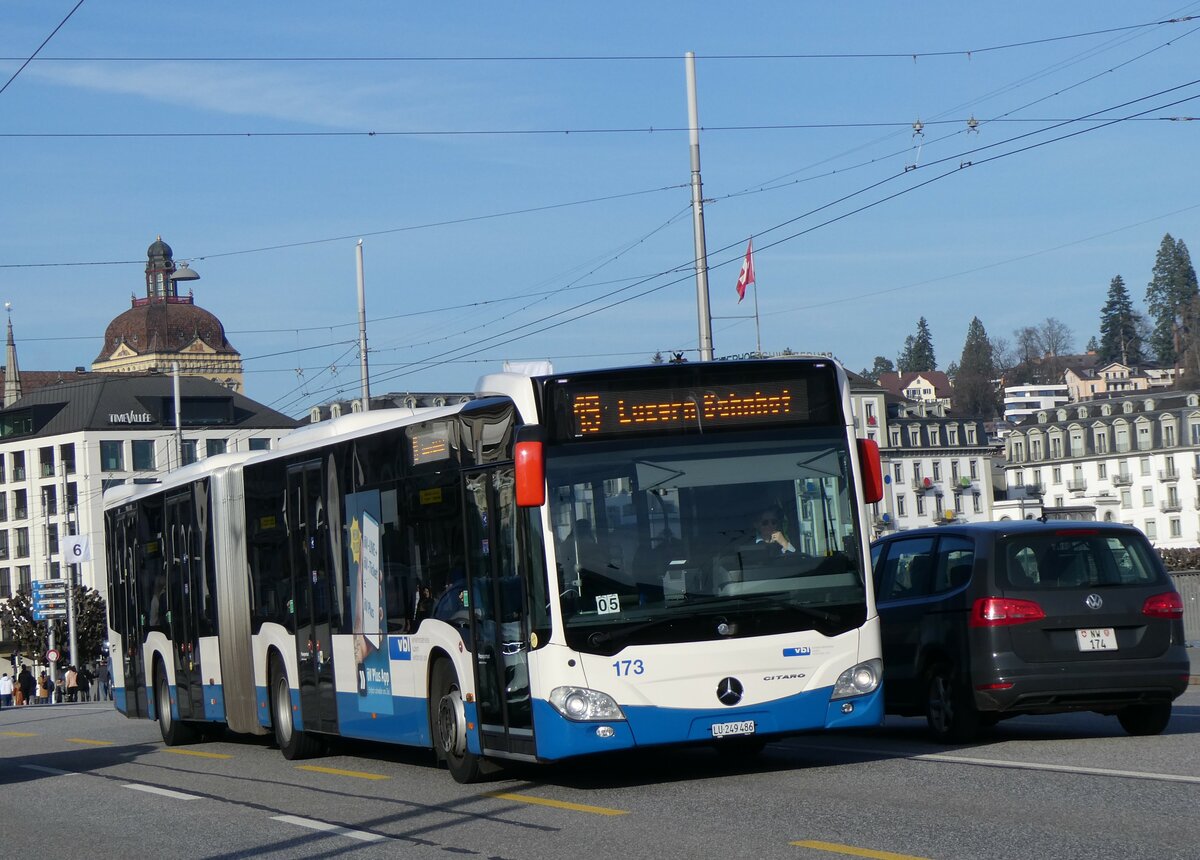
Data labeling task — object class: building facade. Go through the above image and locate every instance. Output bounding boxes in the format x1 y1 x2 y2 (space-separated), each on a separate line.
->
1002 390 1200 546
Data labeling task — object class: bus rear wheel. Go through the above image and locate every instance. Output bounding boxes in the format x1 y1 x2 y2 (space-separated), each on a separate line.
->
155 664 198 746
431 659 487 784
270 655 322 760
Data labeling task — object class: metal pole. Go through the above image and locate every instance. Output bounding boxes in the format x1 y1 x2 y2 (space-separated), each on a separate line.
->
685 52 714 361
356 240 371 411
173 361 183 469
752 279 762 357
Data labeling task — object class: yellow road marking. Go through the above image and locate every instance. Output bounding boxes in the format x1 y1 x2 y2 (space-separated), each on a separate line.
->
67 738 114 746
791 840 930 860
296 764 390 781
162 748 233 759
0 731 38 737
486 791 628 816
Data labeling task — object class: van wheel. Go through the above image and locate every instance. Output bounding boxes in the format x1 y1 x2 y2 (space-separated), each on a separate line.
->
431 659 492 784
270 654 322 760
925 663 980 744
1117 703 1171 736
155 666 198 746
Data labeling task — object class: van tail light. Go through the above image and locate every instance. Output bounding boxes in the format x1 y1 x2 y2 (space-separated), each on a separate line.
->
1142 592 1184 619
970 596 1046 627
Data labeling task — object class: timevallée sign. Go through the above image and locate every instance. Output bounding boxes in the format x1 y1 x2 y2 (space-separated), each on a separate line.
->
108 411 155 425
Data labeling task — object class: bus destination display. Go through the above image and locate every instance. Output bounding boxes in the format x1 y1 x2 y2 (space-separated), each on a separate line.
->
570 382 806 437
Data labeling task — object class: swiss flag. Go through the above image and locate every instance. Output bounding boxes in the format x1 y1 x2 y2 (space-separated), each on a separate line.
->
735 239 755 302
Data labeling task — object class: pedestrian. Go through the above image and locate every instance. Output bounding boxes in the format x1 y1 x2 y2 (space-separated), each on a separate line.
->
17 666 35 707
36 671 49 705
0 671 12 708
101 661 112 701
47 674 56 704
77 665 93 702
65 665 78 703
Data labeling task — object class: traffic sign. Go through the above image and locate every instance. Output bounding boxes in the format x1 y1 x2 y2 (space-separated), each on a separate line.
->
32 580 66 594
46 648 60 663
32 608 67 621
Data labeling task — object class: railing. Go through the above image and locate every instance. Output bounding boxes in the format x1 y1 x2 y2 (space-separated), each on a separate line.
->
1023 483 1045 495
1066 479 1087 492
1158 469 1180 482
1112 473 1133 486
1160 502 1183 513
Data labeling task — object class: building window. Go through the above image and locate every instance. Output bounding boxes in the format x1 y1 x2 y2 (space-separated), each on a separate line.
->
132 440 156 471
1095 430 1108 453
42 486 56 517
47 523 58 555
929 427 940 446
890 429 901 447
1137 425 1152 450
1164 424 1176 447
15 527 28 558
1192 423 1200 445
969 459 978 479
1145 520 1157 540
66 482 77 514
951 460 960 481
1030 438 1043 460
16 565 30 593
1052 467 1062 483
1143 487 1154 506
953 493 963 514
13 489 26 520
972 493 982 513
39 446 54 477
11 452 24 481
0 532 8 560
100 440 124 472
965 425 976 444
932 462 942 481
206 438 227 458
59 443 75 475
1098 463 1107 479
1054 496 1063 507
1050 437 1062 458
249 437 272 451
916 495 925 516
948 426 958 445
0 494 6 522
909 427 921 446
182 440 198 466
1121 489 1132 508
1140 458 1151 477
897 495 906 516
1170 518 1182 537
0 568 8 599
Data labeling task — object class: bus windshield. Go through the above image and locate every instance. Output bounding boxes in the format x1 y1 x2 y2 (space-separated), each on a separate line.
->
546 429 868 655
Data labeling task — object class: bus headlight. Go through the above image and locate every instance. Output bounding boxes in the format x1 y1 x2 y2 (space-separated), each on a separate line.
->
830 658 882 700
549 686 626 721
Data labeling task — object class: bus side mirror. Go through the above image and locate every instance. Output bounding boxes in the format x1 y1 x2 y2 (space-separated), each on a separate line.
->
515 426 545 507
857 438 883 504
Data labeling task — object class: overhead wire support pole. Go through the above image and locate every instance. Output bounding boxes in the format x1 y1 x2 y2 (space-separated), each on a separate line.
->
356 240 370 411
685 52 714 361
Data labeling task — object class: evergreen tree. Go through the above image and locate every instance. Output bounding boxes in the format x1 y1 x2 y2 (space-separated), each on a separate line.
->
1086 336 1099 353
897 317 936 372
859 356 894 383
1098 275 1146 365
1145 234 1200 365
954 317 999 417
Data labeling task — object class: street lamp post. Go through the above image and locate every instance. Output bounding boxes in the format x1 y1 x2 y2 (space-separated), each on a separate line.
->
169 262 200 469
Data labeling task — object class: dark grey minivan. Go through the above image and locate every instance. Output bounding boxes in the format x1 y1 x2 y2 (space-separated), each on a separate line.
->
870 521 1189 742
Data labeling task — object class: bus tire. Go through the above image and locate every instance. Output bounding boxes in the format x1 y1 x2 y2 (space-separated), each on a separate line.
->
270 654 322 760
155 663 198 746
431 659 486 784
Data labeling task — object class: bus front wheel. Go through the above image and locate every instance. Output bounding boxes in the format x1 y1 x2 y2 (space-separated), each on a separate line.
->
270 655 322 760
431 659 486 784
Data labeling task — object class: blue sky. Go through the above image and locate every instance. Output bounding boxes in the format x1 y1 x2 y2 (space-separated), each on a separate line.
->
2 1 1198 417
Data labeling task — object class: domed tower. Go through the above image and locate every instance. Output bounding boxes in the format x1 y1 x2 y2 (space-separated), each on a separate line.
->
92 237 245 392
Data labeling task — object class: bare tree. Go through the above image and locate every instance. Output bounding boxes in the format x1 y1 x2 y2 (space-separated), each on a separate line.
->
991 336 1017 376
1038 317 1074 357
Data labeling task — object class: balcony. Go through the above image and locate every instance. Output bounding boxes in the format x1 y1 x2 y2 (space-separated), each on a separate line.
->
1022 483 1045 496
1066 479 1087 492
1160 502 1182 513
1158 469 1180 482
912 478 938 493
1111 473 1133 486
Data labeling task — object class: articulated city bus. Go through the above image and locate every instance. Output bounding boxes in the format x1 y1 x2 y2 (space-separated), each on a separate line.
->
105 358 885 782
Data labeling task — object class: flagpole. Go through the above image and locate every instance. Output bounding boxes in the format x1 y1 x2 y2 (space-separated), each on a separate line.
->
752 278 762 357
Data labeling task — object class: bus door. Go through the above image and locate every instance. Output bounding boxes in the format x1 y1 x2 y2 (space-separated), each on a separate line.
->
165 490 203 719
286 461 339 734
463 467 535 758
108 507 148 717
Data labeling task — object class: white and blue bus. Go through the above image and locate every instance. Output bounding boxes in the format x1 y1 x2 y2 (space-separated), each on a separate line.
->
104 358 885 782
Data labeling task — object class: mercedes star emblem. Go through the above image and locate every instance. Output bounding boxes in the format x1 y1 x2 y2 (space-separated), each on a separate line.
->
717 676 744 706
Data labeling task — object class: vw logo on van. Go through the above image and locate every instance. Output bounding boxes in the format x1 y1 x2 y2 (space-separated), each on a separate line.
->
716 677 744 706
1085 593 1104 610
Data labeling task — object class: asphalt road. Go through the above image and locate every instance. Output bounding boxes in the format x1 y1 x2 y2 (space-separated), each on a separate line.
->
2 692 1198 860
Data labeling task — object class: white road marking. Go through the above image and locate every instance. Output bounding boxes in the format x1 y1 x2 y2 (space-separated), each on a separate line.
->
125 783 203 800
797 741 1200 785
272 814 388 843
20 765 76 776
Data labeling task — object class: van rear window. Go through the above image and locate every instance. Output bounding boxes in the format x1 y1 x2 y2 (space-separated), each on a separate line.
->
998 532 1162 589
